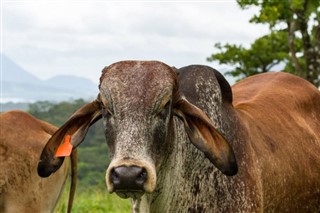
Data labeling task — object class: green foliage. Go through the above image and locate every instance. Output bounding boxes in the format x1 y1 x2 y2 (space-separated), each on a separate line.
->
238 0 319 27
29 99 87 127
207 31 291 80
209 0 320 86
246 1 291 26
77 143 109 187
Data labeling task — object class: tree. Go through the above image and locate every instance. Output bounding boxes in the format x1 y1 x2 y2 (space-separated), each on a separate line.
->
208 0 320 87
208 31 291 80
29 99 87 126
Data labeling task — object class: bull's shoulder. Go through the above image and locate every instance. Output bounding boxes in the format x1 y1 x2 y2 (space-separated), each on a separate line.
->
0 110 57 151
232 72 320 152
232 72 320 113
1 110 57 136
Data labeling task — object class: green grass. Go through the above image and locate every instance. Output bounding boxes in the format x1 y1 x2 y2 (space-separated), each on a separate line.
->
55 186 131 213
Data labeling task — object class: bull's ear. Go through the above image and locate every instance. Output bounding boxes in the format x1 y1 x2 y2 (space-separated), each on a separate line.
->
174 97 237 176
38 99 102 177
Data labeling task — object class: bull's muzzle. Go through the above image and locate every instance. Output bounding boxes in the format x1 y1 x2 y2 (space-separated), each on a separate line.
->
110 166 147 198
106 160 156 199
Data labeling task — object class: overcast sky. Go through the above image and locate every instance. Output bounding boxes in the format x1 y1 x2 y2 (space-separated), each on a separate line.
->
1 0 269 84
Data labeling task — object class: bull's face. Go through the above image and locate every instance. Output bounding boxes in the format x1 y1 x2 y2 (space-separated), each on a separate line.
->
37 60 237 200
99 61 177 198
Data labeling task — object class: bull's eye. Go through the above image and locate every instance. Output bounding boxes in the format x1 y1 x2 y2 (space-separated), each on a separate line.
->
100 102 113 117
99 94 114 117
157 100 171 119
102 106 110 117
103 106 113 117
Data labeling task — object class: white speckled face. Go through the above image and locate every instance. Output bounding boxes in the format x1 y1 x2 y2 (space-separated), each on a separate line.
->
99 61 177 196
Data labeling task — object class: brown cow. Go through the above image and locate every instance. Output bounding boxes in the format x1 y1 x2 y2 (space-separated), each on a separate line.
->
0 110 77 213
38 61 320 212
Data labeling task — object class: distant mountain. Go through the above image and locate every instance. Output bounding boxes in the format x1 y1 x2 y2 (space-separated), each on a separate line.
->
45 75 97 94
2 54 42 84
1 54 98 103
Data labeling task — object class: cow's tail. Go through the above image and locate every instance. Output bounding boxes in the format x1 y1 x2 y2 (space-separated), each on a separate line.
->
67 149 78 213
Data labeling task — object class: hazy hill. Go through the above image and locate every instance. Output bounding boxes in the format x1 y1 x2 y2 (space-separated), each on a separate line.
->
1 54 98 103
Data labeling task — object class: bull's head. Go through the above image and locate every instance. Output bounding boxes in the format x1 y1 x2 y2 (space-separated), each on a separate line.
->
38 61 237 199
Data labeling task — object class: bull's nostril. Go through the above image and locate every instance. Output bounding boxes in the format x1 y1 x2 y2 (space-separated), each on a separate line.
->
110 166 147 191
110 168 120 184
136 169 147 184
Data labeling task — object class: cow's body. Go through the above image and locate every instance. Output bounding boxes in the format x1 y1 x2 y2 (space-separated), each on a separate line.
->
0 111 76 213
232 72 320 212
38 61 320 212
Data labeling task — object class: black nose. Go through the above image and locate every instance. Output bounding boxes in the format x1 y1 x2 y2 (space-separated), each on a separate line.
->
110 166 147 191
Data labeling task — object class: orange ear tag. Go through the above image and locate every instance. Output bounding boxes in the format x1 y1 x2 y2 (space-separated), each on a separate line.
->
55 135 73 157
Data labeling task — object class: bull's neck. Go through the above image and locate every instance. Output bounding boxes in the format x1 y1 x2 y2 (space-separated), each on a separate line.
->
139 109 249 212
135 95 254 212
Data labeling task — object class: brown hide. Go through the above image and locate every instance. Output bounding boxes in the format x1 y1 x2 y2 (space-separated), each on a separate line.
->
0 111 76 213
232 72 320 211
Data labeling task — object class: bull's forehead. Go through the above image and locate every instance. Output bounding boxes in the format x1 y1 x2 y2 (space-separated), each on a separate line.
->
99 61 176 113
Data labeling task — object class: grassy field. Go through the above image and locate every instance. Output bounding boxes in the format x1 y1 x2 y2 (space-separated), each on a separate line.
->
55 186 131 213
